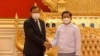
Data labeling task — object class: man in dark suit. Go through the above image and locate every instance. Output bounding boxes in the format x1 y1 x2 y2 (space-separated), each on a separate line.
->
23 6 48 56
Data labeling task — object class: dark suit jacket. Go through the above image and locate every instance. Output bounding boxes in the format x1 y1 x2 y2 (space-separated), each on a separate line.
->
23 17 46 56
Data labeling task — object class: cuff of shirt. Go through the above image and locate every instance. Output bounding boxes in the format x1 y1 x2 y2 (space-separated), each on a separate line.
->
50 41 54 47
75 51 80 56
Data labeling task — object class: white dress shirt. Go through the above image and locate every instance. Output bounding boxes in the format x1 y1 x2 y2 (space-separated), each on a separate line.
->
51 23 81 55
35 19 41 32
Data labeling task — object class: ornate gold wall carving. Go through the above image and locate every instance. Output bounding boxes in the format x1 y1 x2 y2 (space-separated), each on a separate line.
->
42 0 100 14
65 0 100 13
42 0 58 12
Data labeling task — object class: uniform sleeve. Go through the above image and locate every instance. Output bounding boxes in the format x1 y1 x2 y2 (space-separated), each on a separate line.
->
50 28 59 47
74 27 81 55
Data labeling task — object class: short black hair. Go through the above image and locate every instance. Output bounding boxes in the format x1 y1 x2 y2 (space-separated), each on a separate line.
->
30 6 39 12
61 11 72 17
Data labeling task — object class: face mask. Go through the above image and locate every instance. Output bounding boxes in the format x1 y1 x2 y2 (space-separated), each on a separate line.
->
32 13 40 20
63 18 71 24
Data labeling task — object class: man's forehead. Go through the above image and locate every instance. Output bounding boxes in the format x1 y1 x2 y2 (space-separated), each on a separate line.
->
63 13 70 16
32 8 40 12
63 13 71 18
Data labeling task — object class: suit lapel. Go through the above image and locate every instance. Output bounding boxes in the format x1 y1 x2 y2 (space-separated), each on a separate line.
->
29 18 42 35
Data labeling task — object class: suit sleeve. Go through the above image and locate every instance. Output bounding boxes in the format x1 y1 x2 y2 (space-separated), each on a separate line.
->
43 21 47 41
24 21 44 47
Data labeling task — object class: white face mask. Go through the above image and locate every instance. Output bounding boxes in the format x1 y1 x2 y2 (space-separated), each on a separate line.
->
63 18 71 24
32 13 40 20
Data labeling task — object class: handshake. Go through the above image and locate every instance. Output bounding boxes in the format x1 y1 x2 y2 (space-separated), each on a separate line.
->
44 41 52 50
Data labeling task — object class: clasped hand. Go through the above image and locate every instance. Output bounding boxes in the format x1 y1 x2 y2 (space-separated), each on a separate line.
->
44 41 52 50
